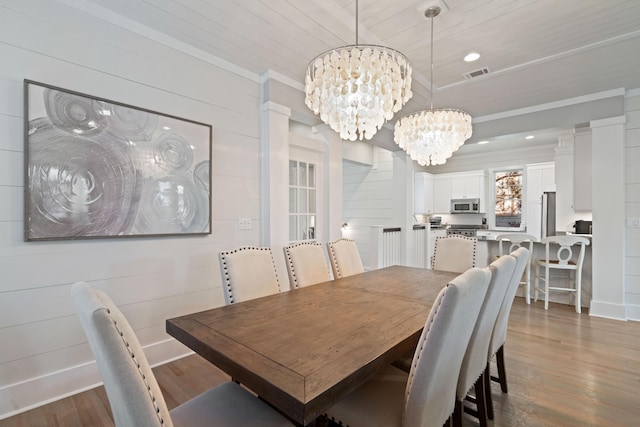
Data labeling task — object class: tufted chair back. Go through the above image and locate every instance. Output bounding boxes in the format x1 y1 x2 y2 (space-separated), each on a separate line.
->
432 235 477 273
218 247 281 304
284 241 331 288
71 282 174 427
326 238 364 279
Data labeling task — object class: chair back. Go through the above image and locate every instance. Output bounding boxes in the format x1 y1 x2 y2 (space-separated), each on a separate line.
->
489 247 530 357
432 235 477 273
496 233 537 257
326 238 364 279
284 241 331 288
219 247 281 304
71 282 173 427
541 235 590 268
456 255 517 399
403 267 491 426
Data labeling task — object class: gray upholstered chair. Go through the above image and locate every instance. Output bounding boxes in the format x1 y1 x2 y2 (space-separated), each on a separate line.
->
324 267 491 427
484 247 530 419
432 235 477 273
454 255 517 427
326 238 364 279
496 233 538 304
70 282 293 427
534 235 590 313
283 241 331 288
218 246 281 304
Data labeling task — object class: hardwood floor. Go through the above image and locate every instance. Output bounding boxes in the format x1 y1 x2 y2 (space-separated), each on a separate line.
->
1 298 639 426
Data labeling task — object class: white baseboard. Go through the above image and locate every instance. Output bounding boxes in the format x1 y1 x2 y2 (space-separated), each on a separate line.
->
0 338 191 420
589 300 627 320
626 304 640 321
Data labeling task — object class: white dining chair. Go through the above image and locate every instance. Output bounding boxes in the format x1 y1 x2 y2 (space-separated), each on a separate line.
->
218 246 281 304
533 235 590 313
496 233 538 304
70 282 293 427
324 267 491 427
283 241 331 288
454 254 517 427
326 238 364 279
484 247 529 420
432 235 477 273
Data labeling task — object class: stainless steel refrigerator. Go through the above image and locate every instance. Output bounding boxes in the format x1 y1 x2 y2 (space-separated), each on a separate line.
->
541 192 556 237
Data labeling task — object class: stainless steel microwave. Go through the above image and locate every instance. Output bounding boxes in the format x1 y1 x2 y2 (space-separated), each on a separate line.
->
450 198 480 214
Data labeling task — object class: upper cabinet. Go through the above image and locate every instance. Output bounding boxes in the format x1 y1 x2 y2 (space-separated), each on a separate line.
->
414 172 434 214
432 171 486 213
526 162 556 202
433 176 452 214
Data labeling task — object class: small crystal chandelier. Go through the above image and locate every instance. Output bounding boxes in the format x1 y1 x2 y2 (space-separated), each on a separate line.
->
394 6 472 166
304 0 413 141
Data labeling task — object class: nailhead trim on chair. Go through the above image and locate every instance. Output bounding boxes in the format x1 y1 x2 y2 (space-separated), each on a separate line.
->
284 241 324 288
432 235 477 269
327 238 355 279
106 308 166 425
219 246 281 304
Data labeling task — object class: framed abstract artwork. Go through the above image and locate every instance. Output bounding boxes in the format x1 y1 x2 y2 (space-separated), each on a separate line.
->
24 80 212 241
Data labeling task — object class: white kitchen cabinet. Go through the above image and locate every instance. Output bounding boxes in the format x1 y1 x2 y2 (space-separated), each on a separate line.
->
414 172 434 214
451 174 484 199
526 162 555 202
433 177 452 213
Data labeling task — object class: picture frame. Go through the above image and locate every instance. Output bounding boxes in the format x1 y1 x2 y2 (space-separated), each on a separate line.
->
24 80 212 241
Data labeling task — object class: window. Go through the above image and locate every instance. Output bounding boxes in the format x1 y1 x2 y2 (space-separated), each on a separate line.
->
494 169 522 228
289 160 317 241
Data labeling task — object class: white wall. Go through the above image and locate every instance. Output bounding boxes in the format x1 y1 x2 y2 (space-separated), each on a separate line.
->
625 92 640 320
0 0 264 418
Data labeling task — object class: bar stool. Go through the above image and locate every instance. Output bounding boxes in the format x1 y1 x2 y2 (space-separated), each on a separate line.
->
495 233 538 304
533 235 590 313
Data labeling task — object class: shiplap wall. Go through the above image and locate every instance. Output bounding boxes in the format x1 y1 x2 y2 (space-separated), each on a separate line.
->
625 93 640 320
0 0 263 418
342 148 395 269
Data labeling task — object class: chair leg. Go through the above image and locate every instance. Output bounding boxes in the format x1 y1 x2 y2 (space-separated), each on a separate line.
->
525 264 531 304
495 345 508 393
453 399 463 427
576 270 582 314
544 265 550 310
484 363 494 420
534 265 539 302
473 373 488 427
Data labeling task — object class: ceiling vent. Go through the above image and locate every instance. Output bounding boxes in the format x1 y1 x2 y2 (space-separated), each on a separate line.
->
463 67 491 80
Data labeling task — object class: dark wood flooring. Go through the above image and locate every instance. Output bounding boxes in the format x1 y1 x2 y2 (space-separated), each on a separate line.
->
1 298 639 426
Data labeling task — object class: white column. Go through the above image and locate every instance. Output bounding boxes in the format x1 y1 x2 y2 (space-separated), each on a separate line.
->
392 150 414 266
313 124 344 242
260 101 291 248
590 116 626 319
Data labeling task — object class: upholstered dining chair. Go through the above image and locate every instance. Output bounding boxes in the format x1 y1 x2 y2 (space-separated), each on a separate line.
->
326 238 364 279
496 233 538 304
454 255 517 427
218 246 281 304
432 235 477 273
484 247 529 420
70 282 293 427
324 267 491 427
283 241 331 288
534 235 590 313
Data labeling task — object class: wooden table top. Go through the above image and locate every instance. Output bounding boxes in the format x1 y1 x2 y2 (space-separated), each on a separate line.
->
166 265 458 426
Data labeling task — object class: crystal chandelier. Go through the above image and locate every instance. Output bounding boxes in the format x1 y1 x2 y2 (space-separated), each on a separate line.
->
394 6 472 166
304 0 413 141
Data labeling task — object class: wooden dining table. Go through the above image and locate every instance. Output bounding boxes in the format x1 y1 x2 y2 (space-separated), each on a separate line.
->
166 265 458 426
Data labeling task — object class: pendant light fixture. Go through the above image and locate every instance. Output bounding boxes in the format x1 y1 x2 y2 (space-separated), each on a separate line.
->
304 0 413 141
394 6 472 166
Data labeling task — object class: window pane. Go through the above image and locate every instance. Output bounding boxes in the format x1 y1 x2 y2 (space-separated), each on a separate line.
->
289 188 297 213
309 164 315 188
308 189 316 213
299 189 307 213
298 215 308 240
289 160 297 185
289 216 297 241
299 162 307 187
308 215 316 240
495 170 522 227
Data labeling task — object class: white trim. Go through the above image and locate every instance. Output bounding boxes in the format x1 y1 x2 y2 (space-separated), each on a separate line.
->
625 88 640 98
261 70 305 92
590 115 626 128
260 101 291 116
473 89 626 123
626 304 640 322
58 0 259 83
589 300 627 321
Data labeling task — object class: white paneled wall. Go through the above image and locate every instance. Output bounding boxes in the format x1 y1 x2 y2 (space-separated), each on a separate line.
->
0 0 262 418
625 93 640 320
342 148 395 269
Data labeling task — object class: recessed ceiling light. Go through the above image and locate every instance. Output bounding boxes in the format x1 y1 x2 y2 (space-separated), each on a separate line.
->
477 140 489 145
464 52 480 62
525 135 535 140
